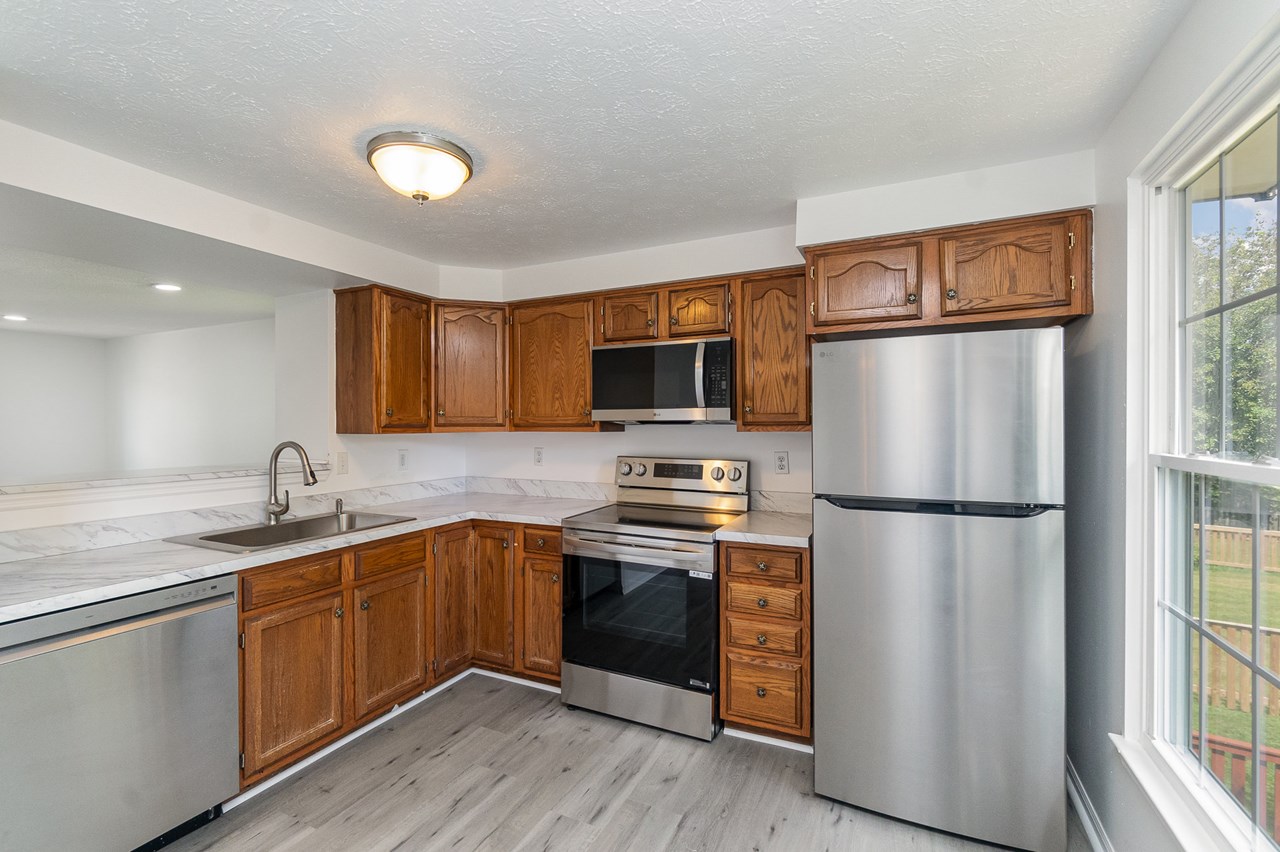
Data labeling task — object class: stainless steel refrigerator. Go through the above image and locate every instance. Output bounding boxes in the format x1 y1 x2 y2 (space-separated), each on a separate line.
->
811 327 1065 852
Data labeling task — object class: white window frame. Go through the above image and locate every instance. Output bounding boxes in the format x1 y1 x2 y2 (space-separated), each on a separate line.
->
1121 32 1280 852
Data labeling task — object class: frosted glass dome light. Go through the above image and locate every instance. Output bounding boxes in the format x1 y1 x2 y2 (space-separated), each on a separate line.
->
366 132 473 204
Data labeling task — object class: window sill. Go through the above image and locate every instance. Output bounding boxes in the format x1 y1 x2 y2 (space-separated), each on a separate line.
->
1112 733 1252 851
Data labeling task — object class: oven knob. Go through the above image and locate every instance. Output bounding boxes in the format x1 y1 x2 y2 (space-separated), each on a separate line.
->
635 463 648 476
728 467 742 482
710 466 725 481
619 462 633 476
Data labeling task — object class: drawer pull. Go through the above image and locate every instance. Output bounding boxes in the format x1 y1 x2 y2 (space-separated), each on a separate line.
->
360 600 370 611
756 561 768 572
335 607 344 619
757 598 768 609
756 687 767 698
537 537 546 547
756 634 767 645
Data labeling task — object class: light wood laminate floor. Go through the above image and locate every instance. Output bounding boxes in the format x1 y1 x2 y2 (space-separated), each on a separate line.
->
171 675 1091 852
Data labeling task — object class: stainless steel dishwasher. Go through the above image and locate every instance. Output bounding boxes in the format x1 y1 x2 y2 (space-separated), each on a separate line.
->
0 577 240 852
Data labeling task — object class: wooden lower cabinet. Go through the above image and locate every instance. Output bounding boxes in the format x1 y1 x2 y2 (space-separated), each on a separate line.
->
241 590 345 778
473 524 516 668
433 524 475 680
352 569 427 720
519 555 562 677
719 542 811 739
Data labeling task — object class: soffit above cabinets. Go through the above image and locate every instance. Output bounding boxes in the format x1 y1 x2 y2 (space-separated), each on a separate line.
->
0 0 1191 267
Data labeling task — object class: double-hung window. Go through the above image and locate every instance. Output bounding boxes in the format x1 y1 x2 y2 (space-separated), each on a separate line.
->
1158 110 1280 847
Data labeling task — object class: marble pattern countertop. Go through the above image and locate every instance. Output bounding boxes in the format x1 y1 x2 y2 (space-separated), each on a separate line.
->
0 493 811 625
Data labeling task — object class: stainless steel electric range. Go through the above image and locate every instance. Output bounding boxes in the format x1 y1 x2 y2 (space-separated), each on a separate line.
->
560 456 749 741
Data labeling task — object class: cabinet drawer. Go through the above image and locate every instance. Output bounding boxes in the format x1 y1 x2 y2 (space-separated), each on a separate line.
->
353 534 426 580
726 616 802 658
242 556 342 611
725 581 802 620
724 653 804 730
726 547 803 583
521 526 562 556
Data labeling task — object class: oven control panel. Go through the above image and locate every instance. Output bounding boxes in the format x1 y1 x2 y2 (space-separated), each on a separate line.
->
614 456 748 494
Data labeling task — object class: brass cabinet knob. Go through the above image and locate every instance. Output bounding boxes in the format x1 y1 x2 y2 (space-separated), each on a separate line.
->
502 540 509 549
437 409 445 416
744 405 753 413
360 600 370 611
536 537 546 547
756 634 767 645
669 316 678 325
646 319 655 327
552 574 559 584
582 409 591 416
757 598 768 608
385 408 393 417
334 607 344 619
756 561 768 572
907 293 918 304
946 288 958 300
756 687 767 698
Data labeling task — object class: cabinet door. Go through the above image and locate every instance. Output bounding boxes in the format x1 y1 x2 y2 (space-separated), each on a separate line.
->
433 525 474 680
738 272 809 428
473 524 516 669
379 292 432 429
433 304 508 429
520 556 562 678
599 291 661 342
242 591 345 777
812 242 923 325
352 570 427 720
667 282 729 337
940 218 1070 316
510 300 593 428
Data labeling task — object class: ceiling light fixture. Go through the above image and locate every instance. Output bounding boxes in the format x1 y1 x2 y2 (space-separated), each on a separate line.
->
3 314 29 322
151 283 182 292
366 132 473 204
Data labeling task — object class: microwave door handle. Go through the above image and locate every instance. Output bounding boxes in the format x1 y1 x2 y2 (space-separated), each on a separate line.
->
694 340 706 409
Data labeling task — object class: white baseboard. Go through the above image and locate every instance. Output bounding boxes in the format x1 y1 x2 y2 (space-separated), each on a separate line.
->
722 726 814 753
469 667 562 694
1067 756 1115 852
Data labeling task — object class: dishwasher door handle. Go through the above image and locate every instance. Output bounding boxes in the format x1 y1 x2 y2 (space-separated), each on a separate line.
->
0 593 235 665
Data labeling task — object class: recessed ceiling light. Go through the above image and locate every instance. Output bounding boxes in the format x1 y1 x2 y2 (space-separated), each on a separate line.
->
152 283 182 292
3 314 29 322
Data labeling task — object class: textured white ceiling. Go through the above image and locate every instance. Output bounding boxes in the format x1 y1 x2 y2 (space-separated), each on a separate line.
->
0 0 1191 267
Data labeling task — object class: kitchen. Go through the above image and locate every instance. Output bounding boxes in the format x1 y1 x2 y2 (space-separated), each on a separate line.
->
1 2 1278 851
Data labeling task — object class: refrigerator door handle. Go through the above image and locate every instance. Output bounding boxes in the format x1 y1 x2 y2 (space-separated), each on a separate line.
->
817 495 1061 518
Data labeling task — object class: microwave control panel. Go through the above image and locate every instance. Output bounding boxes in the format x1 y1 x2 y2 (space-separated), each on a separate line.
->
703 342 732 407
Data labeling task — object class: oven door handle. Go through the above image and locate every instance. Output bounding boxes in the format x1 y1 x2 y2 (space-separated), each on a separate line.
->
562 534 715 573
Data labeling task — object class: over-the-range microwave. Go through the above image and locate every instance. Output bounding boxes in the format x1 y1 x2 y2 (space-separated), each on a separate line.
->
591 337 733 424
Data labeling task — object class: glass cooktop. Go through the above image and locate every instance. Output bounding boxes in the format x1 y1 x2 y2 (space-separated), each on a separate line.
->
562 504 741 543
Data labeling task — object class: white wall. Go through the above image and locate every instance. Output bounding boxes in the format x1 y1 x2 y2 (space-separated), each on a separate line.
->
794 150 1097 247
1068 3 1280 850
502 224 802 301
462 427 811 494
439 266 504 301
0 330 110 482
107 319 275 470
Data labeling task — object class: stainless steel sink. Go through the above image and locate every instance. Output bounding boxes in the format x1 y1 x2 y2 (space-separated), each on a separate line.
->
166 511 415 553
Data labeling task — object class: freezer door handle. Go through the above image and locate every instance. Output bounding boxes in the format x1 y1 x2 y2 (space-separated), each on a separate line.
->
817 495 1060 518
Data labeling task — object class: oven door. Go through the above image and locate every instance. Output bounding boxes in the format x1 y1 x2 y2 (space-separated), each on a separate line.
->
562 530 718 692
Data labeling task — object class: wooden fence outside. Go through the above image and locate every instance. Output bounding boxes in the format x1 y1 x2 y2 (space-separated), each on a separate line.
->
1200 621 1280 715
1198 524 1280 571
1192 731 1280 840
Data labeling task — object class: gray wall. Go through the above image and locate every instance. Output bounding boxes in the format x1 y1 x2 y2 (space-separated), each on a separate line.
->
1067 2 1280 848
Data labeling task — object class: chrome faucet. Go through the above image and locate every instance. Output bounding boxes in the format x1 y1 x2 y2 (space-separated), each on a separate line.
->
266 441 319 525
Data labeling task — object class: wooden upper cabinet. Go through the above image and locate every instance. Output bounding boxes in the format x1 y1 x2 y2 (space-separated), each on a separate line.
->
241 591 345 777
810 242 923 326
939 216 1073 317
433 524 474 681
509 299 593 429
737 270 809 429
520 556 562 678
668 281 730 337
433 303 508 430
599 290 661 342
473 524 516 669
351 569 426 721
336 286 432 433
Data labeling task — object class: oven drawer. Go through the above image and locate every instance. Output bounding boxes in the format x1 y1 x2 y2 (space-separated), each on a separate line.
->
725 581 802 620
724 652 804 730
726 616 802 658
522 526 562 556
725 546 803 584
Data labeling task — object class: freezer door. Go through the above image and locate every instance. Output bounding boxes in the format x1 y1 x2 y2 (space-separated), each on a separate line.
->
812 499 1065 852
812 327 1063 505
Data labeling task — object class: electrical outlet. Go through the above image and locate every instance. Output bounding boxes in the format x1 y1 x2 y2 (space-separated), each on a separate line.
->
397 449 409 471
534 447 544 466
773 451 790 475
335 451 349 475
